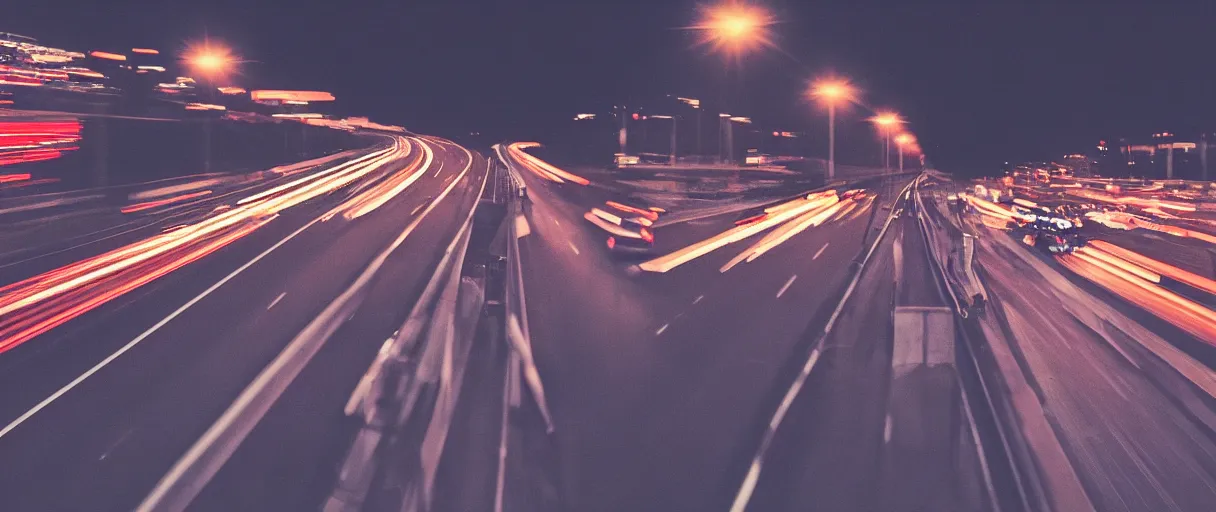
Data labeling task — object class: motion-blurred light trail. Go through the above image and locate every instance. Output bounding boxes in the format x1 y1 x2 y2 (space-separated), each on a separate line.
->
507 142 590 186
0 138 416 354
1059 253 1216 346
641 190 850 273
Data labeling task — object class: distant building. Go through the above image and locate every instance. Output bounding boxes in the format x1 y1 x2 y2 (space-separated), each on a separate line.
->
1111 132 1211 180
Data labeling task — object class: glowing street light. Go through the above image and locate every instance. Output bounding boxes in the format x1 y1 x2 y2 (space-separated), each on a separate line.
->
182 39 237 176
809 78 857 180
894 133 915 172
870 111 903 172
182 40 236 82
691 2 775 60
872 112 901 128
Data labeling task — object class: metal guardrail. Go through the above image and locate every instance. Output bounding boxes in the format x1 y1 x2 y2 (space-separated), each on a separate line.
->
325 157 491 512
136 144 484 512
911 179 1063 512
488 144 559 512
728 175 920 511
491 144 553 434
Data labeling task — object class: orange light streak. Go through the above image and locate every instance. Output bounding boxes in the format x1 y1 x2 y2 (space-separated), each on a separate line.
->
507 142 590 186
1059 254 1216 346
0 137 414 353
121 190 213 213
1088 240 1216 295
89 51 127 61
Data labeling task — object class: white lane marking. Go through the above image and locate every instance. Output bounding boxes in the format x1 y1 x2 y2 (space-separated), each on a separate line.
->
0 217 321 440
433 161 445 177
99 428 135 461
410 202 427 215
884 414 893 443
655 323 669 336
567 241 580 255
553 218 560 226
266 292 287 310
776 275 797 298
138 144 485 512
693 295 704 305
729 461 763 512
812 242 830 260
769 349 820 432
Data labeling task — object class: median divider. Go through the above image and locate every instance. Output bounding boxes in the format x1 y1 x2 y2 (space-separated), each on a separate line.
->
912 179 1095 512
322 157 494 512
136 145 485 512
728 174 920 512
491 143 555 433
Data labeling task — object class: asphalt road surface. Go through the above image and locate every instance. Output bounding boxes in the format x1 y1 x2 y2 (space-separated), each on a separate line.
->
923 180 1216 512
0 134 488 511
503 149 920 511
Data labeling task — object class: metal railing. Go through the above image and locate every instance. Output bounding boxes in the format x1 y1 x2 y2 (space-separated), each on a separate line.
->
324 157 491 512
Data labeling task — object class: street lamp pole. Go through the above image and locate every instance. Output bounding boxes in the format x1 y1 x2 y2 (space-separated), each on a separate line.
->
183 40 236 175
670 117 678 166
696 109 702 157
894 133 914 174
870 112 901 174
884 132 890 172
809 79 855 182
828 103 836 181
898 138 904 172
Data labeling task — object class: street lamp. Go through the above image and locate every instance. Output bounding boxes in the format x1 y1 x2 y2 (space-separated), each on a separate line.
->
691 2 775 60
870 111 902 172
182 40 236 82
181 40 237 173
650 115 678 165
809 78 857 181
676 96 703 157
894 133 914 172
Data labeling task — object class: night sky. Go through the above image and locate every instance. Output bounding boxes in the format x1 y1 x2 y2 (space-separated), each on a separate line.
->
9 0 1216 175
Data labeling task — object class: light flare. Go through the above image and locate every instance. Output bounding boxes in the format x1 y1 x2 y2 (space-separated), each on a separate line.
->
689 2 777 60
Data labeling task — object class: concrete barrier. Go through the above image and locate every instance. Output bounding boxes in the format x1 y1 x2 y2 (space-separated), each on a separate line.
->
891 306 955 377
885 306 969 511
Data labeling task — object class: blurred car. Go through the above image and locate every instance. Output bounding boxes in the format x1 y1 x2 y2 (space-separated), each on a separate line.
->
584 207 656 256
1012 212 1085 253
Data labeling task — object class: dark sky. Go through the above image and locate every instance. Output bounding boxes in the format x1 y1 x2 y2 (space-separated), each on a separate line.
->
9 0 1216 174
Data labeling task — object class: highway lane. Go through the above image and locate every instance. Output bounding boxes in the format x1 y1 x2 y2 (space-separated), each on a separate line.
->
503 149 917 511
926 182 1216 512
741 203 990 512
975 232 1216 512
188 143 489 512
1090 226 1215 280
0 145 377 287
0 136 483 511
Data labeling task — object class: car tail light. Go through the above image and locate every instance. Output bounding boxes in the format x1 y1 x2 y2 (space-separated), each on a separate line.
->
639 228 654 244
735 213 767 226
606 236 616 249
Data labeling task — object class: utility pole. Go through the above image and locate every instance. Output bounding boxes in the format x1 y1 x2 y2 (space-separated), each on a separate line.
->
670 117 677 166
1201 135 1209 181
618 106 628 155
1166 144 1174 179
726 119 735 164
696 109 702 157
